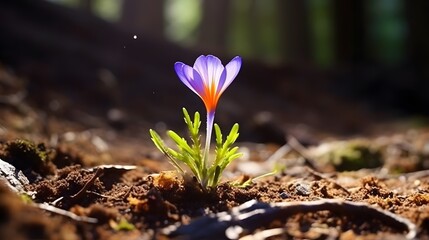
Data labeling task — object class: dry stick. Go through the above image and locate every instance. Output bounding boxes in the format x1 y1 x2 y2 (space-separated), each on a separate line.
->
239 228 285 240
70 168 103 201
287 135 317 169
86 184 133 201
51 168 104 206
36 203 98 223
87 165 137 172
306 167 351 195
271 200 416 239
402 169 429 181
265 143 291 165
286 136 350 195
167 199 417 240
87 191 111 199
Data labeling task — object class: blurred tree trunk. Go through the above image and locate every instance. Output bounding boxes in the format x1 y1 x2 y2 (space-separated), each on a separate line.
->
198 0 230 51
404 1 429 70
0 0 197 121
120 0 164 39
278 0 311 64
404 0 429 100
79 0 93 13
246 0 259 55
332 0 367 64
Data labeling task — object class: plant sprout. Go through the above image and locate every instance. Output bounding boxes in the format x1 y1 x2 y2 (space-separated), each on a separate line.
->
150 55 242 189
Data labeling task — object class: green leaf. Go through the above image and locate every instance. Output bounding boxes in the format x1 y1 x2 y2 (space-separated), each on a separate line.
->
111 218 135 231
149 109 242 190
214 123 222 147
225 123 240 146
150 129 185 174
224 153 243 167
168 130 193 154
212 165 221 186
194 116 200 131
193 111 201 133
183 108 191 126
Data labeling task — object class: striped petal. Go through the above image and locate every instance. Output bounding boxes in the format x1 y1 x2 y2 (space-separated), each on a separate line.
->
174 62 193 90
218 56 241 94
175 62 205 97
190 68 205 96
193 55 209 86
176 55 241 111
205 55 225 89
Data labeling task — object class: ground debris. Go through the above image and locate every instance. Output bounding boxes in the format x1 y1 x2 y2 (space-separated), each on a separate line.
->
36 203 98 223
0 158 31 195
165 199 417 240
2 62 429 239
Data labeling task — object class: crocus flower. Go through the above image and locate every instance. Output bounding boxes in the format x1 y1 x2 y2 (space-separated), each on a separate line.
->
174 55 242 167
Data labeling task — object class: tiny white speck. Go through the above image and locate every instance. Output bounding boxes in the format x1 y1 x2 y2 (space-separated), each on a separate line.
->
123 46 126 49
133 35 137 39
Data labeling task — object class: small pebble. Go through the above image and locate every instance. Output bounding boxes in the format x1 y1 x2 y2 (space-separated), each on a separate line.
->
295 182 311 196
279 192 289 199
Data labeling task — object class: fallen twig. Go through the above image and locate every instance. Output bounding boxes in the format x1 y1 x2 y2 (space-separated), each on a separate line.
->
70 167 103 201
287 136 317 169
239 228 285 240
165 199 417 240
401 169 429 181
36 203 97 223
265 143 291 165
87 165 137 172
87 185 133 201
52 166 133 206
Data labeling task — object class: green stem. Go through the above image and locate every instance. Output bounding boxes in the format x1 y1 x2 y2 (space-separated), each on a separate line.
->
202 111 215 187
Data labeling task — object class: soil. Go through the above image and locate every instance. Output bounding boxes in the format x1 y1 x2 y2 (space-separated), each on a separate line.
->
1 65 429 240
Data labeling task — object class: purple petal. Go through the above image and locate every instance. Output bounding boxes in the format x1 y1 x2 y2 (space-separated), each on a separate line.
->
220 56 241 94
174 62 194 92
193 55 209 85
181 65 207 98
216 68 228 94
205 55 225 88
190 68 206 96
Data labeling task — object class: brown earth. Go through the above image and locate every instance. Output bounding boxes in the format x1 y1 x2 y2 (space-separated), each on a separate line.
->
1 1 429 239
1 63 429 240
